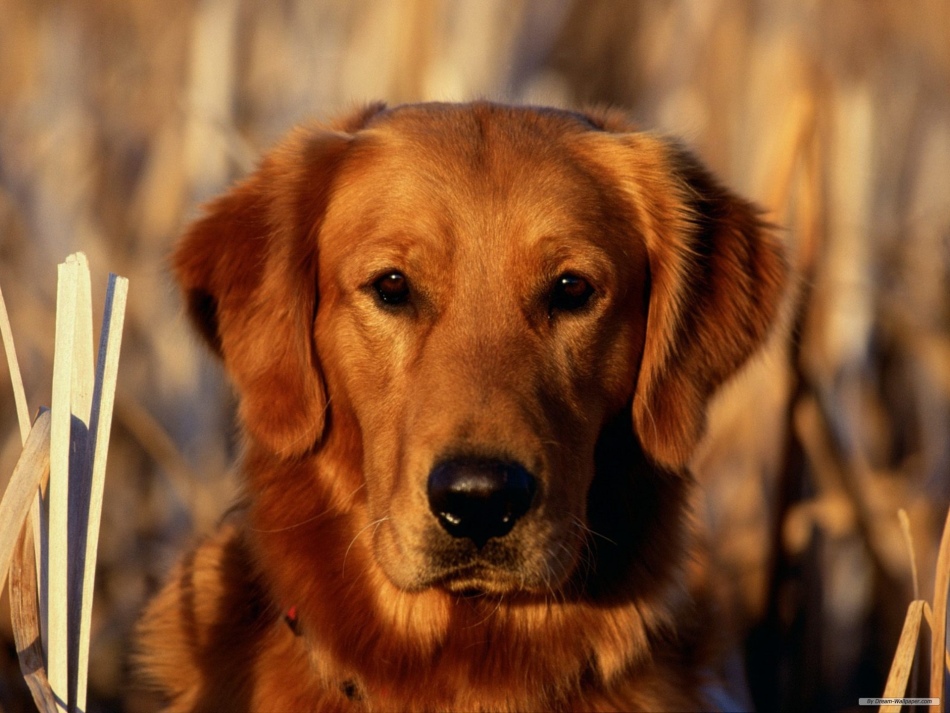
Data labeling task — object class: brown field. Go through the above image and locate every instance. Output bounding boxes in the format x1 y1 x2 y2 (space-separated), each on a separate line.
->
1 1 949 711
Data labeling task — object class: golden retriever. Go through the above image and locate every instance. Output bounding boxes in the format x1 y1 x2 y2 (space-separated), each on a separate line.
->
138 101 788 712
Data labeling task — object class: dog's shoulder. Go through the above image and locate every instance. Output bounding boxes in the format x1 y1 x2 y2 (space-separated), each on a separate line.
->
136 521 256 708
136 520 352 711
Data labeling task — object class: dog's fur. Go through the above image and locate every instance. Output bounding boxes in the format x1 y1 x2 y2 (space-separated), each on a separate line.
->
138 102 788 712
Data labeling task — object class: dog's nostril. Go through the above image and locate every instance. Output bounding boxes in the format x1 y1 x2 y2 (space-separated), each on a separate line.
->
426 459 537 548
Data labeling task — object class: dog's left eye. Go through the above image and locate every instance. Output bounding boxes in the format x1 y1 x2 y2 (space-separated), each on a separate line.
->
374 271 411 306
550 273 594 314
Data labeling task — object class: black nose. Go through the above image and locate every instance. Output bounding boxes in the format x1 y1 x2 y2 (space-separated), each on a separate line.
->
427 459 537 548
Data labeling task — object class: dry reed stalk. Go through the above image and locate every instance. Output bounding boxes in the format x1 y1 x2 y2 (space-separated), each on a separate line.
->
931 506 950 708
876 505 950 711
795 388 908 582
763 91 816 227
900 509 920 602
1 266 57 711
923 604 950 674
0 253 127 712
0 284 30 443
11 522 56 712
74 273 127 710
0 411 50 601
881 598 925 711
48 255 92 708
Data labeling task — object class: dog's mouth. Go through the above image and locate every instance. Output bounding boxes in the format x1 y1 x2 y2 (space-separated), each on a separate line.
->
422 539 521 593
435 567 515 595
373 529 573 596
431 563 543 596
416 529 577 596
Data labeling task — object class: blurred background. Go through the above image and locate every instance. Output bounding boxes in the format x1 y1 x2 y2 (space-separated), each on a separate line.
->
0 1 948 710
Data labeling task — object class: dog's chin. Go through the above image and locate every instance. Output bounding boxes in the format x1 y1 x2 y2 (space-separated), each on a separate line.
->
434 566 542 597
381 555 573 597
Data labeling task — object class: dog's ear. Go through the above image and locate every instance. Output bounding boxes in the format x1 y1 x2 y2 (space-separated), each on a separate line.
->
584 128 789 470
173 122 363 457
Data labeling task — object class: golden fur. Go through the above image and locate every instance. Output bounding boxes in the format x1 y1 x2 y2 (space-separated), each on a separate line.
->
138 102 788 712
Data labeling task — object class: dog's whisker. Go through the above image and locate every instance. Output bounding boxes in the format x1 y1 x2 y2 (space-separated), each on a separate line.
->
569 515 617 547
559 522 600 593
566 533 596 575
249 509 331 533
249 483 366 533
342 517 389 579
465 593 506 630
631 391 660 452
342 482 367 507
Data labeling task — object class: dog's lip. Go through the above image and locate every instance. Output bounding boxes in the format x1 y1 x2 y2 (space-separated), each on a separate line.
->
436 569 518 595
426 561 538 595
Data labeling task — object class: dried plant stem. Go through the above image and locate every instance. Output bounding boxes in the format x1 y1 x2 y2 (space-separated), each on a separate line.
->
899 509 920 602
11 522 57 713
881 599 925 710
0 283 30 444
931 506 950 709
75 274 127 711
2 254 127 712
878 507 950 711
0 411 50 600
49 256 92 709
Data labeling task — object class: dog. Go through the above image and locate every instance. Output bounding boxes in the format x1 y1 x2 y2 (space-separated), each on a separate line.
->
138 101 788 711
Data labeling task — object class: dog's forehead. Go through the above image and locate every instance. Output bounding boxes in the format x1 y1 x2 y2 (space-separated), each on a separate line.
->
315 104 649 289
325 106 620 244
349 104 596 185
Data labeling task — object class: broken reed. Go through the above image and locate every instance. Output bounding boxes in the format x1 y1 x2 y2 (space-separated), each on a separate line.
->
875 505 950 713
0 253 127 712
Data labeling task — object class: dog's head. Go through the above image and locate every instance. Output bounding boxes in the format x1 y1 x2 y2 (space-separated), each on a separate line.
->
175 102 787 597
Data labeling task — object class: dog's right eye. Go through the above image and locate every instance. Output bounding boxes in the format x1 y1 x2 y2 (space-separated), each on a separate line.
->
373 271 411 306
549 273 594 314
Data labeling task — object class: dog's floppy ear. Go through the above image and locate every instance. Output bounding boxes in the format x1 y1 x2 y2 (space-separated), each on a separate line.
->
585 127 789 470
173 125 358 457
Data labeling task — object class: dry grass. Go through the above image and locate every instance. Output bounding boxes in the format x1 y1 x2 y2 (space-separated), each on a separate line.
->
1 254 127 712
1 1 948 711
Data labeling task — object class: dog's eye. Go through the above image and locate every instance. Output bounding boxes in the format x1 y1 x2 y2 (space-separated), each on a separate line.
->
374 271 410 306
550 273 594 313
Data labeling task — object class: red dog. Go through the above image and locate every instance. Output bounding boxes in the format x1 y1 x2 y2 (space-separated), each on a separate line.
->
138 102 787 711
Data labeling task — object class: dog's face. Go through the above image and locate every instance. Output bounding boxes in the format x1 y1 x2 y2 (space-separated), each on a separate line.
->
316 108 650 593
174 103 787 599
